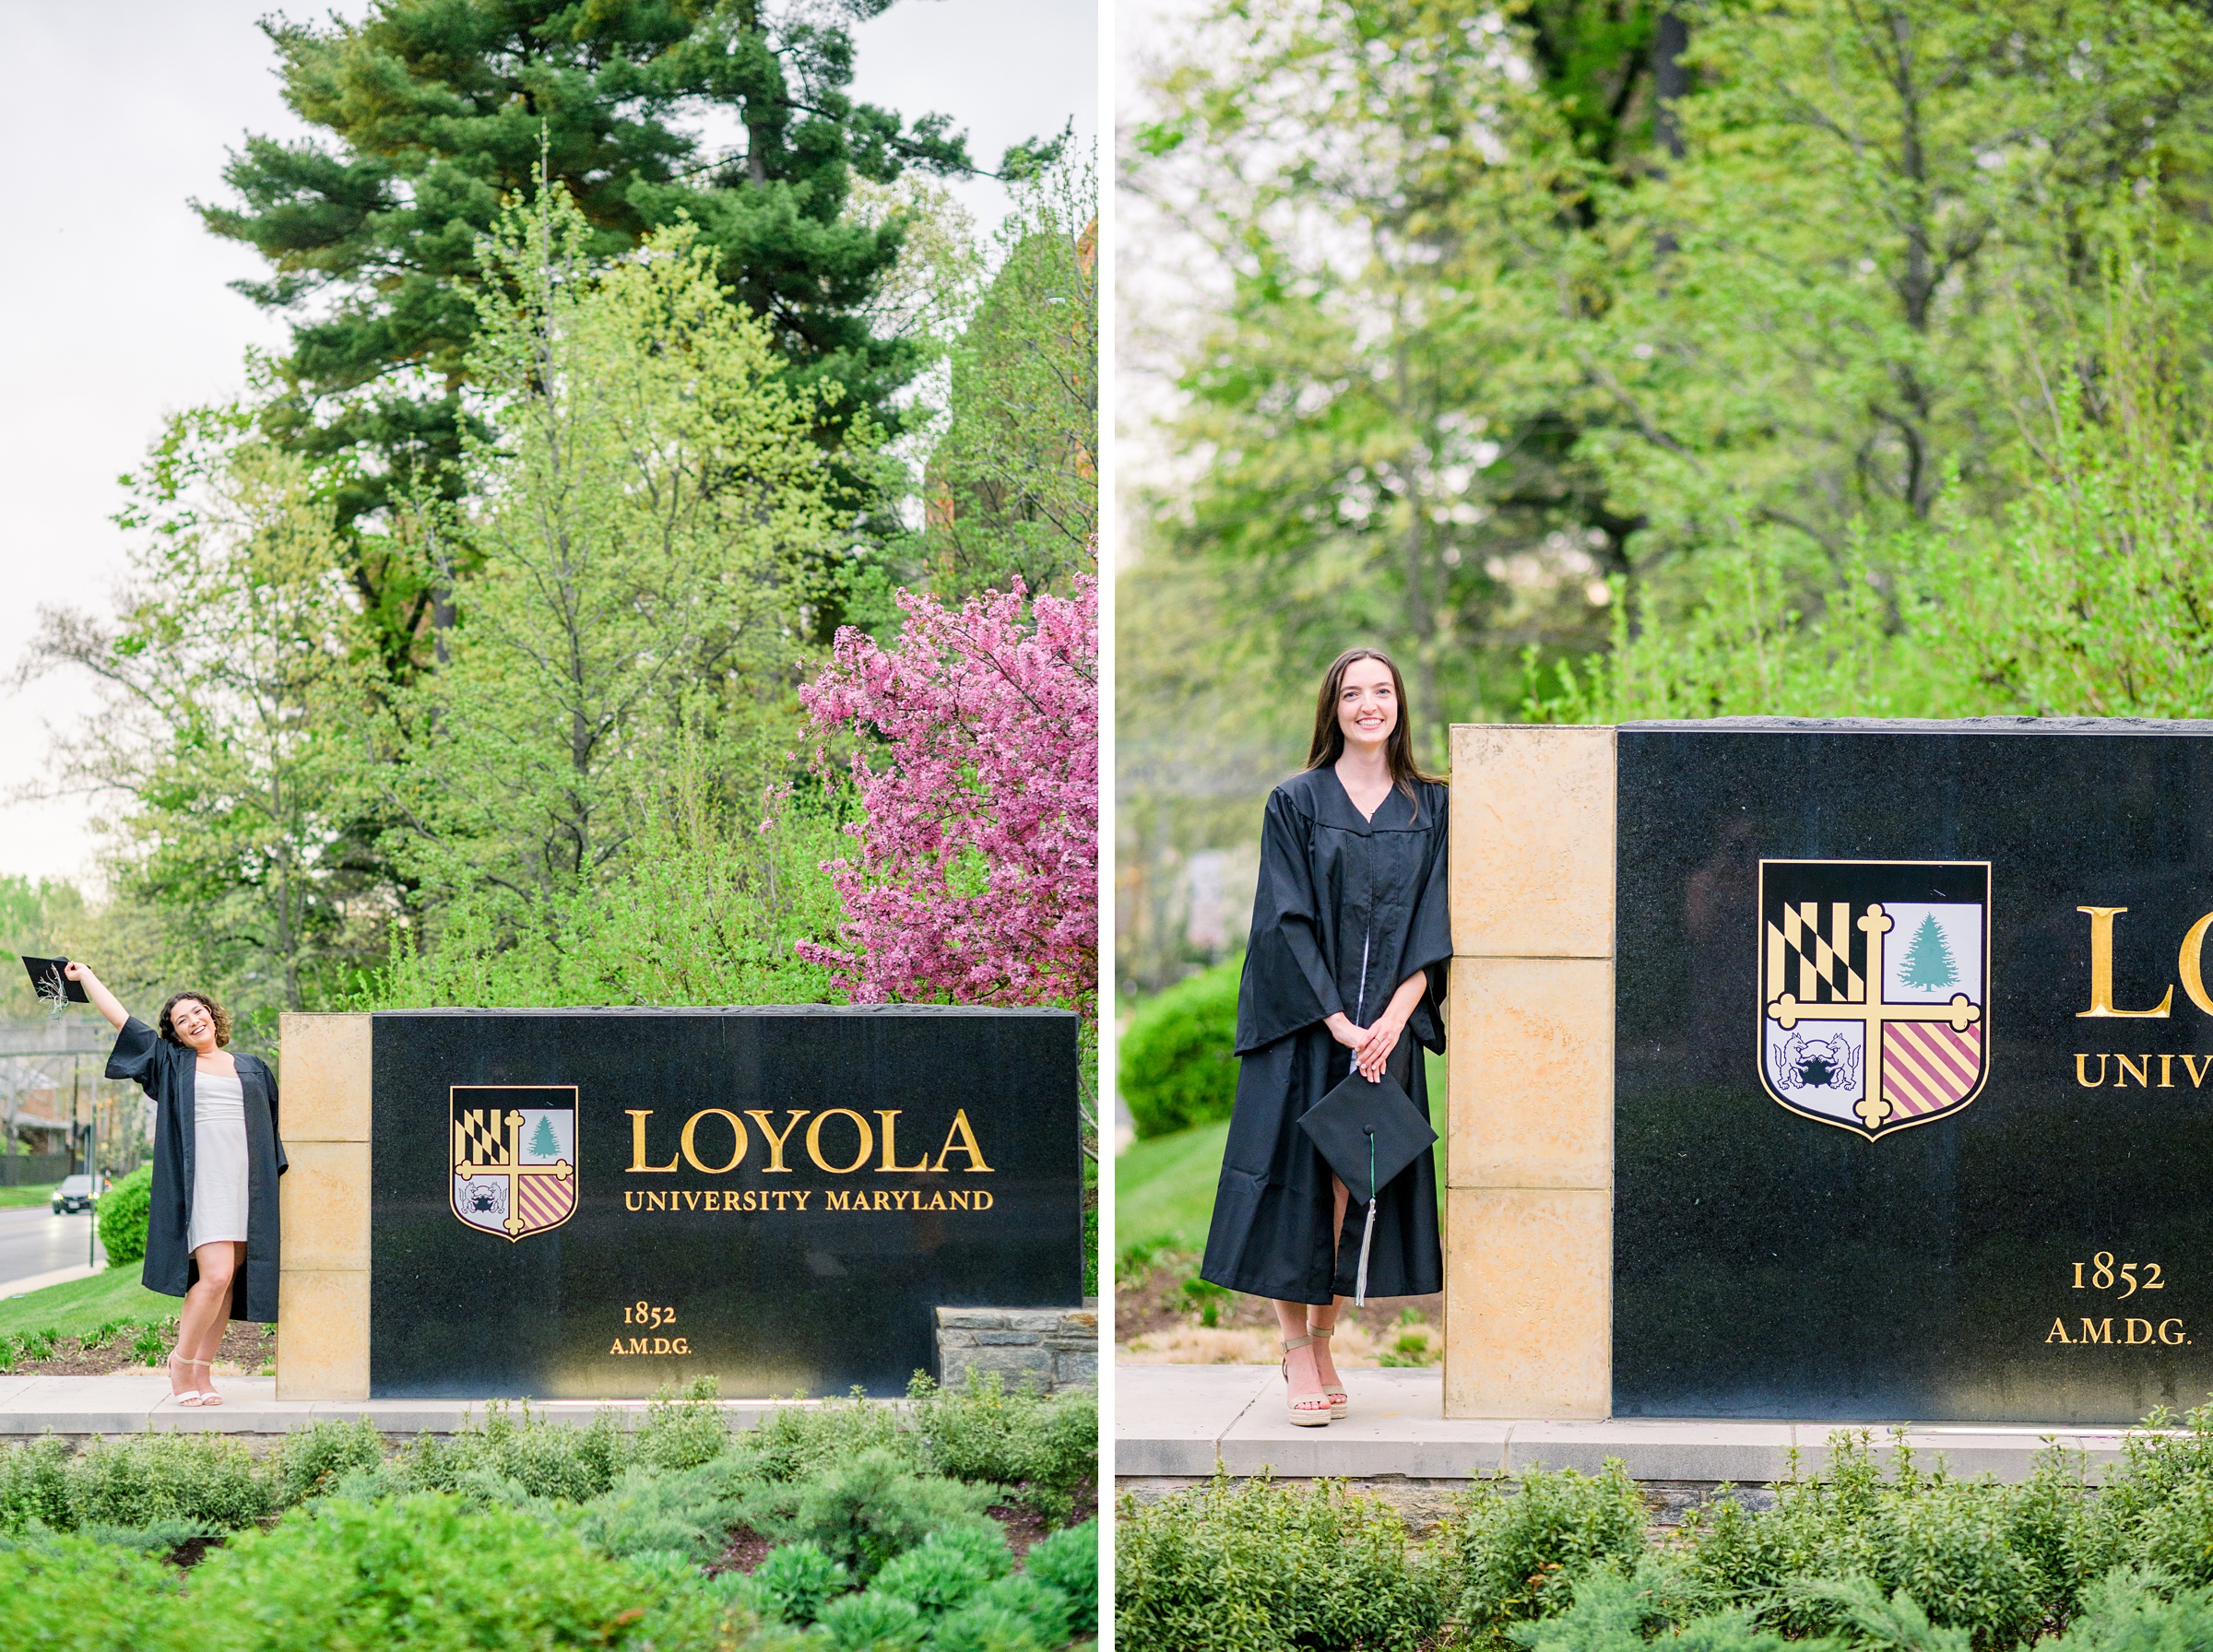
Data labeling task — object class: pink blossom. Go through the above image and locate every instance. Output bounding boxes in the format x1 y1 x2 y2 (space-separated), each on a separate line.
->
797 578 1097 1011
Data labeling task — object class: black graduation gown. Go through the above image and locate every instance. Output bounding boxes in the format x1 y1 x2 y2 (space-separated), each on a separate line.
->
108 1017 287 1323
1201 768 1452 1304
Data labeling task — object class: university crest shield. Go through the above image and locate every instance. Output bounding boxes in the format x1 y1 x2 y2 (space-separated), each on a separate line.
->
1757 861 1991 1139
451 1086 578 1241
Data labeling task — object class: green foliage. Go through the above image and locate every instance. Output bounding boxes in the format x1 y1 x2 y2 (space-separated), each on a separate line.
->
266 1420 387 1510
96 1165 152 1269
1024 1520 1099 1634
1118 960 1243 1139
1445 1460 1651 1634
917 155 1099 600
0 1436 74 1534
1114 1471 1445 1651
814 1589 927 1651
929 1600 1051 1652
966 1575 1073 1646
872 1531 1000 1616
910 1371 1097 1526
65 1434 271 1534
0 1532 183 1652
735 1447 1002 1582
749 1540 851 1625
184 1493 659 1652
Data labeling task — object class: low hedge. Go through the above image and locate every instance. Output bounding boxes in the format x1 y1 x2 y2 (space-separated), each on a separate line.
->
0 1375 1100 1650
1116 1405 2213 1651
1118 960 1242 1139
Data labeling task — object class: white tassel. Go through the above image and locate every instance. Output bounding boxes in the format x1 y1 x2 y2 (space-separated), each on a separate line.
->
1355 1198 1378 1306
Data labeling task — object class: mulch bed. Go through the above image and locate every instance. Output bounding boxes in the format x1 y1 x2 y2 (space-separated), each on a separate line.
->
1116 1248 1440 1344
3 1320 274 1379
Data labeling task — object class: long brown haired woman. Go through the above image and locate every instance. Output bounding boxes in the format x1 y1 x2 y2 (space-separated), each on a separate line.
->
68 963 285 1408
1198 648 1451 1423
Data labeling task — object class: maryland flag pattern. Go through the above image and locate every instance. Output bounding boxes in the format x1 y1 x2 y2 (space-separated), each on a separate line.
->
451 1087 577 1242
1757 861 1991 1140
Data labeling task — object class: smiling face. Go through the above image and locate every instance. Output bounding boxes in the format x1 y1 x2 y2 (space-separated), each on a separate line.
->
1336 655 1399 752
169 997 220 1053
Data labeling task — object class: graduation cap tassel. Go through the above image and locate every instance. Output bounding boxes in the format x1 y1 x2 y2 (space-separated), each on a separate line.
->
1355 1129 1377 1307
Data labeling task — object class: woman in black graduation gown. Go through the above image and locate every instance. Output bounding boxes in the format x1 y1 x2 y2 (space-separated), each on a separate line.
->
1200 648 1450 1425
69 962 285 1408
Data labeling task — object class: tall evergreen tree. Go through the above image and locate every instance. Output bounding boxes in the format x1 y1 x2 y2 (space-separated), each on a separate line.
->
1899 913 1959 992
200 0 1062 670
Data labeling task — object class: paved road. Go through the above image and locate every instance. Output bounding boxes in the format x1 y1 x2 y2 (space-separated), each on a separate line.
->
0 1204 103 1291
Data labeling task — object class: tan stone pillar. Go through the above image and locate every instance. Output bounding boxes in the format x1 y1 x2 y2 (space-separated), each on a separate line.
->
275 1013 373 1400
1444 726 1615 1419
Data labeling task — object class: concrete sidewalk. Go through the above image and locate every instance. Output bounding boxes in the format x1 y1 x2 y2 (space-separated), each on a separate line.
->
1115 1364 2160 1486
0 1375 837 1437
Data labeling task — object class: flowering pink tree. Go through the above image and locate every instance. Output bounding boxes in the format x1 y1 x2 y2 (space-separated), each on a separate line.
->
798 577 1097 1024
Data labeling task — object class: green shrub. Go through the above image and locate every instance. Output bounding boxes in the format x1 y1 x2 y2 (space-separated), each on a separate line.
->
574 1459 750 1561
748 1539 850 1624
268 1419 387 1508
634 1376 735 1470
929 1601 1049 1652
183 1493 662 1652
1118 961 1242 1139
0 1531 183 1652
67 1434 270 1533
872 1530 998 1615
737 1387 923 1482
969 1575 1072 1646
1116 1472 1444 1651
1023 1519 1097 1634
912 1371 1097 1524
1445 1460 1649 1633
395 1404 631 1505
814 1589 926 1650
98 1166 153 1268
737 1447 1002 1581
0 1436 74 1533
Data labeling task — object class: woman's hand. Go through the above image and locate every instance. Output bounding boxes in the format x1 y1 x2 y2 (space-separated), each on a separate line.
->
65 962 129 1032
1324 1012 1367 1052
1353 1011 1405 1081
1352 971 1432 1082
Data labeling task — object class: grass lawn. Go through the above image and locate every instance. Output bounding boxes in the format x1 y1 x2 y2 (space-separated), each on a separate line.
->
1114 1049 1447 1258
0 1265 175 1340
0 1183 61 1209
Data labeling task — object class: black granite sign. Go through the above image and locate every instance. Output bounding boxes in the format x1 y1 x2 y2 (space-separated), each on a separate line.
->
369 1007 1083 1398
1615 721 2213 1424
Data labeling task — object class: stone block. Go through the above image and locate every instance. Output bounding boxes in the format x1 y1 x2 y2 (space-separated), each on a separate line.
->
1449 726 1615 959
279 1140 372 1272
974 1330 1044 1346
1443 1187 1610 1419
1448 957 1614 1191
936 1308 1013 1330
276 1268 370 1402
277 1013 372 1141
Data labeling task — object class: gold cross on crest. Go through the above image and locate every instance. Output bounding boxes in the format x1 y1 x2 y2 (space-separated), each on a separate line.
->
452 1107 574 1236
1769 903 1981 1130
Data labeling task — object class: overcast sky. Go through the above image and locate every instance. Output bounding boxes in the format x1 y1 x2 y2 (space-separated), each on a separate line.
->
0 0 1096 891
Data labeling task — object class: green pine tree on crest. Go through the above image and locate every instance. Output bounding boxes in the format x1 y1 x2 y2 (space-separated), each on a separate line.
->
528 1115 559 1161
1900 913 1959 991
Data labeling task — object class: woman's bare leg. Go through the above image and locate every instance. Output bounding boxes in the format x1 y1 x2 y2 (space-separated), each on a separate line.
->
177 1243 241 1386
1307 1177 1352 1393
1270 1298 1331 1410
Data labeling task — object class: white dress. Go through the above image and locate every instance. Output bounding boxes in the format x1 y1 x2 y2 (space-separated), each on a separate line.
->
186 1069 250 1252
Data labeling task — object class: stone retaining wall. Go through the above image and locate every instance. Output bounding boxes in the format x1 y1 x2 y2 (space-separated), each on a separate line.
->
936 1306 1097 1392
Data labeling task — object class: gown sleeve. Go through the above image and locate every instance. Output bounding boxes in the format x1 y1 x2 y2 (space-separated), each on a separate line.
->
104 1017 163 1094
263 1056 288 1174
1236 788 1343 1055
1402 789 1454 1052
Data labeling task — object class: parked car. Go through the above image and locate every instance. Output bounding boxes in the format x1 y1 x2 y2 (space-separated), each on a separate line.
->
51 1174 94 1215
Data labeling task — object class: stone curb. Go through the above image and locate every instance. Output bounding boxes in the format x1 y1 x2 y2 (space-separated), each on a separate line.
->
1115 1365 2163 1483
0 1375 867 1437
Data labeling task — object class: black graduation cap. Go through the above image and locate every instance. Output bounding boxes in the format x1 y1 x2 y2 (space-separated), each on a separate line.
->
18 956 88 1005
1298 1067 1437 1304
